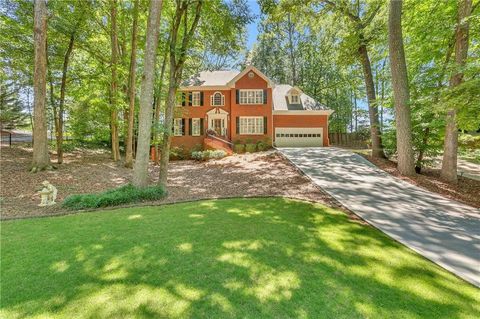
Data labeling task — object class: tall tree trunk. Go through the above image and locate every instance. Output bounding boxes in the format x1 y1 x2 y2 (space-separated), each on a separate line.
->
132 0 163 187
158 0 203 188
125 0 139 168
31 0 51 172
154 51 168 164
354 91 357 132
417 33 456 173
286 12 297 85
441 0 472 183
158 75 178 187
388 0 415 175
358 43 385 158
56 33 75 164
110 0 120 162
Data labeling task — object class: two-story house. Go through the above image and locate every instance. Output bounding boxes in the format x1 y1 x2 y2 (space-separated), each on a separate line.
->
171 66 333 151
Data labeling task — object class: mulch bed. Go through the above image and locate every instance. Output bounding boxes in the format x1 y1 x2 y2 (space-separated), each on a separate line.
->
360 154 480 209
0 146 342 220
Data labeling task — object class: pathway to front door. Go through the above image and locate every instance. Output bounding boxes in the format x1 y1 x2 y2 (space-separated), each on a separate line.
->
280 147 480 287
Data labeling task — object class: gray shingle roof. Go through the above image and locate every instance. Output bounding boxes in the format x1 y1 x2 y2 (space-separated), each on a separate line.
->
183 70 240 87
272 85 327 111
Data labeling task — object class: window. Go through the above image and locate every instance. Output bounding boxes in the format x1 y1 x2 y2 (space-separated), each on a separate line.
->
290 94 300 104
239 89 264 104
173 118 183 136
191 92 201 106
211 92 224 106
239 117 264 135
191 118 200 136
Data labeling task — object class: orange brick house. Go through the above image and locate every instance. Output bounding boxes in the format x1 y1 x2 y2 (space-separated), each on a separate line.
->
171 66 333 151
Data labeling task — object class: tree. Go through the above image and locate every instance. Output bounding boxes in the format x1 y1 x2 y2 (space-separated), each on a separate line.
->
0 79 27 129
158 0 203 187
320 0 386 158
132 0 163 187
125 0 139 168
441 0 473 182
110 0 121 162
388 0 414 175
31 0 51 172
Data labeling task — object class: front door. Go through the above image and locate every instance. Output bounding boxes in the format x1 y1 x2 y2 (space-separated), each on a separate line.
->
214 119 223 135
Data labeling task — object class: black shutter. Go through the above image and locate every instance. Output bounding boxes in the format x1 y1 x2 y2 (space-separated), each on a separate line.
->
200 92 204 106
263 117 267 134
200 118 204 134
188 92 192 106
172 119 175 133
236 90 239 104
189 118 192 135
181 93 186 106
182 118 186 135
263 89 267 104
236 117 240 134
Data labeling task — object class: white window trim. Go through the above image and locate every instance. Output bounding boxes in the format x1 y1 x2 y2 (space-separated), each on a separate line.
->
239 116 264 135
290 94 300 104
191 118 201 136
192 92 201 106
239 89 264 105
173 118 183 136
210 91 225 106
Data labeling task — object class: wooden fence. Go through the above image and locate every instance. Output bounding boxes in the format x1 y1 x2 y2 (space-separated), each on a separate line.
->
328 132 368 149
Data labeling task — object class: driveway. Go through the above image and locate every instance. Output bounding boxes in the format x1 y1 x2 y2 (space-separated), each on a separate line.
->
280 147 480 287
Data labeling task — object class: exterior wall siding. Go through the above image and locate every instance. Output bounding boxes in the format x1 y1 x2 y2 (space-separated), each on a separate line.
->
230 72 272 144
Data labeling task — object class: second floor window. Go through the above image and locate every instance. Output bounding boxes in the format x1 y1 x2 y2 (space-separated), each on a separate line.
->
191 92 201 106
239 89 263 104
290 94 300 104
211 92 225 106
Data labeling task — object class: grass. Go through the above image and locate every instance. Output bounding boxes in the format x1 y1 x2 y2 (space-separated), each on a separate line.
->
1 198 479 318
62 184 166 210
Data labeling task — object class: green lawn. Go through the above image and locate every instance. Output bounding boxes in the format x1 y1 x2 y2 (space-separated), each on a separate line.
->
1 198 479 318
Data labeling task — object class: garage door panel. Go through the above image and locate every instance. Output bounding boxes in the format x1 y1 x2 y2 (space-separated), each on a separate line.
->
275 127 323 147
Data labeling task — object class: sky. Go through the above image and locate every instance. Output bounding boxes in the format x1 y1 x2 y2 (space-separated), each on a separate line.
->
245 0 261 50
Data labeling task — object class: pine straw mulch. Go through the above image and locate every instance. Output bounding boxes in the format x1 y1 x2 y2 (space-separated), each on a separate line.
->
0 145 344 220
359 154 480 209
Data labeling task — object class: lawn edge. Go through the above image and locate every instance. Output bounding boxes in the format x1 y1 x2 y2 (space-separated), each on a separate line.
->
0 195 339 222
276 147 480 289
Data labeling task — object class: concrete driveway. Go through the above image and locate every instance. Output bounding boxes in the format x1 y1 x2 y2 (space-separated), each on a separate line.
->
280 147 480 287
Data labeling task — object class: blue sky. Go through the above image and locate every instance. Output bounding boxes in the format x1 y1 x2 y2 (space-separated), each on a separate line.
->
246 0 261 50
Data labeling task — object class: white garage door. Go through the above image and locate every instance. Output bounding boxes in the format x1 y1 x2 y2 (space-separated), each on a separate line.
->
275 127 323 147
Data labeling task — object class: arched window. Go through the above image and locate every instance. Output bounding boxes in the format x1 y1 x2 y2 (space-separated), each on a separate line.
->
211 92 225 106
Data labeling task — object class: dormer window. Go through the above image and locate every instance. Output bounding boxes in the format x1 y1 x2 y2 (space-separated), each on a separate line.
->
211 92 225 106
290 94 300 104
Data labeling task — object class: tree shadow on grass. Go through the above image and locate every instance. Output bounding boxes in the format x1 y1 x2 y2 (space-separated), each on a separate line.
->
1 198 479 318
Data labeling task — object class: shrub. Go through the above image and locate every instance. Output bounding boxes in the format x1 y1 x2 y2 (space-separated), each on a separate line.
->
210 150 227 159
191 151 204 161
257 138 271 151
233 143 245 153
191 150 227 161
245 143 256 153
62 184 166 210
459 134 480 150
191 143 203 152
170 146 188 160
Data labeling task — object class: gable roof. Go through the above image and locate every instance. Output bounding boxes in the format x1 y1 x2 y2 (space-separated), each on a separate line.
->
226 65 274 88
182 66 274 89
182 70 239 87
273 85 328 111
